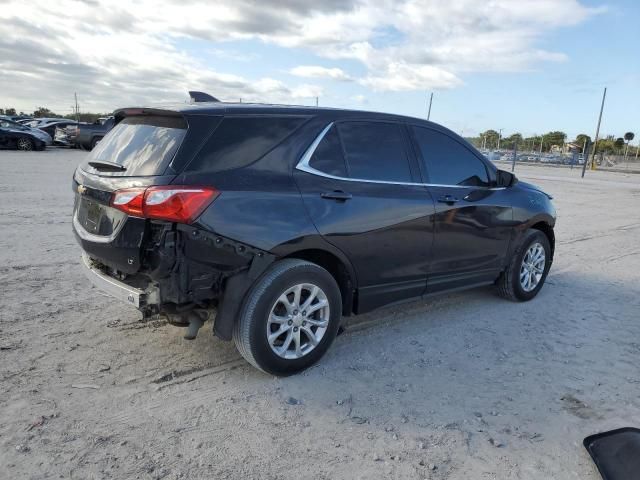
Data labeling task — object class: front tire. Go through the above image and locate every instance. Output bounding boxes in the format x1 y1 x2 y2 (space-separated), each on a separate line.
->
497 229 551 301
16 137 34 151
233 259 342 376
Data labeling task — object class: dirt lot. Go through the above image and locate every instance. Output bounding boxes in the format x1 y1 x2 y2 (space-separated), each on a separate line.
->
1 149 639 479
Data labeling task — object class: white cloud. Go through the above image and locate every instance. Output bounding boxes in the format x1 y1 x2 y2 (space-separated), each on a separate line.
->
291 84 324 99
0 0 603 112
290 66 353 81
361 63 462 92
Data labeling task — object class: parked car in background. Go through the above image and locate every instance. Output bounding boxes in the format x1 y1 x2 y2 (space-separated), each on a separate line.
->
36 120 79 143
73 103 556 375
54 125 75 147
74 116 115 150
0 119 50 150
22 118 62 128
1 115 34 123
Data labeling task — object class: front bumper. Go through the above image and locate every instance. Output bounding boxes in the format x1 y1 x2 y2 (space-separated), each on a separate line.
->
81 254 158 309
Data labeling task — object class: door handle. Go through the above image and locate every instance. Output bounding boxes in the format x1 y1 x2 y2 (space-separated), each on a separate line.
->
437 195 459 205
321 190 352 201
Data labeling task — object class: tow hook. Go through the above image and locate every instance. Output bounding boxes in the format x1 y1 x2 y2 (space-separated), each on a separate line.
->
184 310 210 340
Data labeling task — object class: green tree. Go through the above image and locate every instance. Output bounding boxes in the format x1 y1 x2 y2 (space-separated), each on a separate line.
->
502 133 522 149
575 134 591 151
33 107 57 118
595 137 615 154
4 107 16 116
623 132 635 159
480 129 500 149
544 131 566 149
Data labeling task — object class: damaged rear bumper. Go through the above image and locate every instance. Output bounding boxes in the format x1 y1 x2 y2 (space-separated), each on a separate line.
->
81 253 159 309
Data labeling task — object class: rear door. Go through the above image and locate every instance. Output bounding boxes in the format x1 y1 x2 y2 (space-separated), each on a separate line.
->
409 125 513 292
295 120 436 312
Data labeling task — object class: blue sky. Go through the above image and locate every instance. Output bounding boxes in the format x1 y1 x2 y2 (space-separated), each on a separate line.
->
2 0 638 141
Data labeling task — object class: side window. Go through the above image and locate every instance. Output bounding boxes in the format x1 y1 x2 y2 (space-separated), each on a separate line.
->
412 126 489 187
337 121 412 182
187 116 306 172
308 126 347 177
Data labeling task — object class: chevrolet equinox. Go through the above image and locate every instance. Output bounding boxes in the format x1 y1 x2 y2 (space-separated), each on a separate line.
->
73 103 556 376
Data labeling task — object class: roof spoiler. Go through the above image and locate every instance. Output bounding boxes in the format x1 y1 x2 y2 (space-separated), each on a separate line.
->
189 91 220 103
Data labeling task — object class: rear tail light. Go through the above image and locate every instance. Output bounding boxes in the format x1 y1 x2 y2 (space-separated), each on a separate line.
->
111 186 219 224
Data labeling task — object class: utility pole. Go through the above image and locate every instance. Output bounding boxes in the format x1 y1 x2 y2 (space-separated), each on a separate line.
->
315 96 319 107
74 92 79 122
497 128 503 150
590 87 607 171
581 140 591 178
511 138 518 172
427 92 433 120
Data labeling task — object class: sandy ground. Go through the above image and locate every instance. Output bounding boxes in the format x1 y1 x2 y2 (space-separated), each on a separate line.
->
1 148 639 480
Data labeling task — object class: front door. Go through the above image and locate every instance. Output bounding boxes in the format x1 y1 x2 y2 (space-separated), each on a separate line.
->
294 120 436 312
410 125 513 292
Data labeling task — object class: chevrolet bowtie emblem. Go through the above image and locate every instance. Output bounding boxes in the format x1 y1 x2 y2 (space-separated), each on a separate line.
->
77 184 87 195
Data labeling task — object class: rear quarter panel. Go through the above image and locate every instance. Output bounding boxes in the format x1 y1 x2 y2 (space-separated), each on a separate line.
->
176 117 333 255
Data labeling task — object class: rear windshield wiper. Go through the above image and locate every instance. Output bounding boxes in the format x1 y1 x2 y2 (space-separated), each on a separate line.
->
88 160 127 172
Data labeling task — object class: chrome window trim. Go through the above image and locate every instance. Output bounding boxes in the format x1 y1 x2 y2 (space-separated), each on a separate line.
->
295 121 505 190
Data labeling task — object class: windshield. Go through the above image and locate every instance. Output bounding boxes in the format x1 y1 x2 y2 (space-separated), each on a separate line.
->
85 115 187 176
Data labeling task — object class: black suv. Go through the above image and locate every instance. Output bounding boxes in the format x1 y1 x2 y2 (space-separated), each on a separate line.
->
73 103 556 375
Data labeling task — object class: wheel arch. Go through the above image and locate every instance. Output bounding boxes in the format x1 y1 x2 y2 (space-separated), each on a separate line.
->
282 248 356 316
530 220 555 260
214 243 357 341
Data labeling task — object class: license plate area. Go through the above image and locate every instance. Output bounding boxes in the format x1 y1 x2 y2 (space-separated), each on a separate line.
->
75 195 127 237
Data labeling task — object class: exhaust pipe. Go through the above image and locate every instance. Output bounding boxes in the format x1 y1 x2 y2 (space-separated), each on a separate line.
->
184 310 210 340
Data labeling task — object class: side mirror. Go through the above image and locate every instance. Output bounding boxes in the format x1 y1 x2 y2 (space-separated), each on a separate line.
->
496 169 518 187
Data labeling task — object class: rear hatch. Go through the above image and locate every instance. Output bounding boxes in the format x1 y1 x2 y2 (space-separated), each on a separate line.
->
73 113 188 273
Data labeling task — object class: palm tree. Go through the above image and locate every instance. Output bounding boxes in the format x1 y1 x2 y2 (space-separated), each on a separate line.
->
624 132 635 161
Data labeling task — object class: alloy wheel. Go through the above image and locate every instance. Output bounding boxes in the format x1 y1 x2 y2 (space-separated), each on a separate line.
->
520 242 546 292
17 138 33 151
267 283 330 360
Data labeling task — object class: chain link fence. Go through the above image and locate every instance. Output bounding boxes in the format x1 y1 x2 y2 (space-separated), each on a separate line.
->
481 149 640 174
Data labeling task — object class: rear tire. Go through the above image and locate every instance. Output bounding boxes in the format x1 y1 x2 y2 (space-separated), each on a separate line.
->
233 259 342 376
496 229 551 301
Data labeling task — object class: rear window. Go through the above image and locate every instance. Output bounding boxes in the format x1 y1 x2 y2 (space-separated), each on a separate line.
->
85 115 187 176
185 116 307 173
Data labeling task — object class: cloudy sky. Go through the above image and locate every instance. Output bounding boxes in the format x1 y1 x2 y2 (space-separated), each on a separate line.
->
1 0 638 138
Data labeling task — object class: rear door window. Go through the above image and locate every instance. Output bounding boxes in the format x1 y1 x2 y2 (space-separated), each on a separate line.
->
308 125 347 177
85 115 187 176
186 116 307 173
337 121 412 182
412 126 489 187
